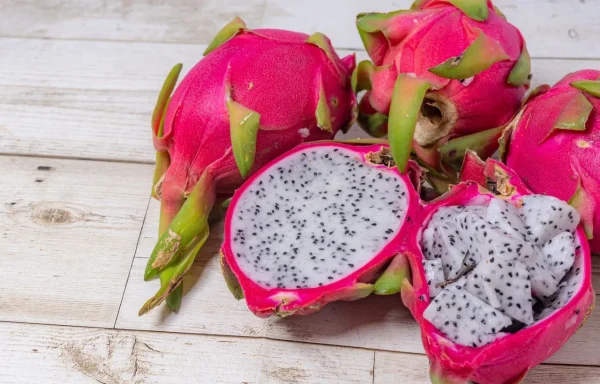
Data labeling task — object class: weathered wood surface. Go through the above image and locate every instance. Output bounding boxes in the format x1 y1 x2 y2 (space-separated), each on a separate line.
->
2 322 599 384
2 0 600 382
0 155 152 327
1 0 597 59
0 322 375 384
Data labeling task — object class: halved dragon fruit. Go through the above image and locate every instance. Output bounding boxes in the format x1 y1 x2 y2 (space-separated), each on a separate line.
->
139 18 356 315
220 142 420 316
401 159 595 383
353 0 530 190
220 141 594 382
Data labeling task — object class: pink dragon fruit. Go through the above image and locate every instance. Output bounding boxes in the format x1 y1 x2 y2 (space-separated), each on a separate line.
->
353 0 529 189
140 17 357 315
401 159 594 383
220 142 421 316
221 140 594 382
501 69 600 254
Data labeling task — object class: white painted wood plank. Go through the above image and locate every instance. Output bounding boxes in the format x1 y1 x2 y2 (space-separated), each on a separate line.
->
119 200 600 365
0 0 598 59
2 38 597 162
0 155 152 327
0 322 375 384
374 351 600 384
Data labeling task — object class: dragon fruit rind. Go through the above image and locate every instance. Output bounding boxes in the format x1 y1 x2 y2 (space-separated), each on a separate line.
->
139 18 357 315
221 142 421 317
220 140 594 382
353 0 529 187
502 69 600 255
400 158 594 384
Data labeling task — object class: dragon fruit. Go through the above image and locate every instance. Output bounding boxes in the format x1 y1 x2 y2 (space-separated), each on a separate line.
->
399 158 595 383
139 18 357 315
220 142 421 316
221 142 419 317
220 139 593 381
353 0 529 189
501 69 600 254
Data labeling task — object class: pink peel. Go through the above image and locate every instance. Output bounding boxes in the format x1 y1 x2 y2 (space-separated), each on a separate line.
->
504 69 600 253
220 143 594 382
403 159 595 383
221 142 421 317
141 19 356 315
355 1 528 181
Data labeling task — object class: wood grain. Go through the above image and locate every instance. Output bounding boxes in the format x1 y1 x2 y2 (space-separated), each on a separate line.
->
0 155 152 327
0 0 598 59
118 200 600 366
2 38 599 162
0 322 375 384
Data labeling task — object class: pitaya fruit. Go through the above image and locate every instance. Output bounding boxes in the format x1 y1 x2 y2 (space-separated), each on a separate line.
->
501 69 600 254
139 18 357 315
400 158 594 383
353 0 529 189
220 142 421 317
221 139 594 382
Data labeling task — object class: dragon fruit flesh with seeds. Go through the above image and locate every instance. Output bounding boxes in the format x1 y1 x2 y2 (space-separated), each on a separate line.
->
220 140 594 382
502 69 600 254
220 142 421 317
401 158 594 383
353 0 530 189
139 18 357 315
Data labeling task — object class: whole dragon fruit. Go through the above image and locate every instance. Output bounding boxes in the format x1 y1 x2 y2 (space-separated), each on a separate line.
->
402 159 594 383
220 142 421 316
353 0 530 189
140 17 357 315
221 141 594 382
501 69 600 254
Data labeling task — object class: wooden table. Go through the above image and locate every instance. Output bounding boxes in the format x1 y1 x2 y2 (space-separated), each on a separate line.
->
1 1 599 383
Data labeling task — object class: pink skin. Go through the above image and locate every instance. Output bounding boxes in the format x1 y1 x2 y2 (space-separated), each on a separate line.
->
154 29 356 225
362 1 526 143
402 160 595 384
457 150 486 186
221 142 421 317
505 69 600 254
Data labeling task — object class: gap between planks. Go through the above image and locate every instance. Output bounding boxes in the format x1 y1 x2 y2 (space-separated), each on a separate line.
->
2 321 599 384
5 314 600 370
113 195 153 328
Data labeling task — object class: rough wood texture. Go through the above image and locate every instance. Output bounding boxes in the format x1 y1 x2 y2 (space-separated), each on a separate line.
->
2 321 596 384
0 0 598 59
0 322 375 384
0 156 152 327
2 0 600 382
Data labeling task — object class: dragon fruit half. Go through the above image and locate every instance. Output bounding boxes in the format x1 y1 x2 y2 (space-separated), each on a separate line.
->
139 18 357 315
220 142 421 316
501 69 600 254
402 159 594 383
221 141 594 382
353 0 529 189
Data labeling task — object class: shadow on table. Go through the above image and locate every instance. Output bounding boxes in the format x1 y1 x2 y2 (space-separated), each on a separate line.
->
267 294 422 349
